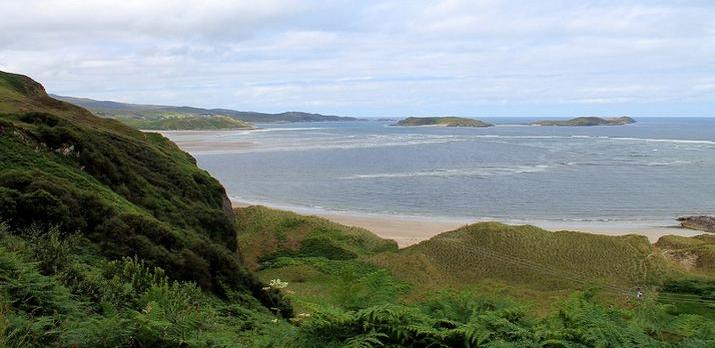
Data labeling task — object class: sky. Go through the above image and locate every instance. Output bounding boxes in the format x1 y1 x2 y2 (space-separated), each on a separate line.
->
1 0 714 117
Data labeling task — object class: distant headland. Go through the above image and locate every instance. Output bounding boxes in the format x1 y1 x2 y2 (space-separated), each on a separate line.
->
393 116 494 127
530 116 635 126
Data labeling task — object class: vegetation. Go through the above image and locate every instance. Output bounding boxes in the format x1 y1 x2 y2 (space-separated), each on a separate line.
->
655 234 715 276
393 117 494 127
0 225 294 347
530 116 636 126
123 115 254 130
0 71 291 336
2 71 715 346
52 95 359 124
236 206 715 347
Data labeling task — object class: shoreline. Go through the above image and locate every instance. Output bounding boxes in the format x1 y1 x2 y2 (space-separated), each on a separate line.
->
230 198 704 247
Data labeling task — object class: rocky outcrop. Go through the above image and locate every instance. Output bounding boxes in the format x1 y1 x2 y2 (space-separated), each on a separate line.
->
677 216 715 233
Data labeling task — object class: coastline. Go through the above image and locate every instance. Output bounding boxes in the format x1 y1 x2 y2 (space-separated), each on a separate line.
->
230 198 704 247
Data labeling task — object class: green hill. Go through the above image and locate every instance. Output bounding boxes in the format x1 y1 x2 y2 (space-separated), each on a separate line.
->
0 71 292 346
235 206 715 346
530 116 636 126
2 70 714 346
394 116 493 127
370 222 680 295
123 115 253 130
52 94 359 124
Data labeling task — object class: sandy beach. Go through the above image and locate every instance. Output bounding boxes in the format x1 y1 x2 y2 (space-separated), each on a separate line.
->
231 199 704 247
158 130 255 154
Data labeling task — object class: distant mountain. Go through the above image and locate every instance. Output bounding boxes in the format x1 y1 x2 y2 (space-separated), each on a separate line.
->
530 116 635 126
51 95 359 124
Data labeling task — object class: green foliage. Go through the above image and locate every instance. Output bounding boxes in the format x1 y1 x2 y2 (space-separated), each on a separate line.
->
123 115 253 130
370 222 681 295
291 291 715 347
395 117 493 127
0 225 293 347
236 205 398 270
0 71 291 316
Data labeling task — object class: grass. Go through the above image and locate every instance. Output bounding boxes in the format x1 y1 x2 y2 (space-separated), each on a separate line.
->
235 205 398 270
4 69 715 346
655 234 715 275
395 116 493 127
122 115 253 130
370 223 681 297
235 206 715 346
236 206 715 315
0 71 291 318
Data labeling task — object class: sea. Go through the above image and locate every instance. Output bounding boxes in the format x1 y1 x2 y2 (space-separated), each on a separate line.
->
163 117 715 226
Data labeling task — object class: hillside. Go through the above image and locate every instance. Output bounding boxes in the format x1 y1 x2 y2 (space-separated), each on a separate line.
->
0 71 292 346
530 116 636 126
53 94 359 124
123 115 253 130
394 116 493 127
3 71 715 346
235 205 715 346
370 222 680 294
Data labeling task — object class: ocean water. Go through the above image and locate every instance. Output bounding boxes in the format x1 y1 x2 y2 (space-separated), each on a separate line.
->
165 118 715 223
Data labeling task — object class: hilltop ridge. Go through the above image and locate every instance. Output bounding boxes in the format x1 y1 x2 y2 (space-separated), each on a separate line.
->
531 116 636 126
52 94 359 126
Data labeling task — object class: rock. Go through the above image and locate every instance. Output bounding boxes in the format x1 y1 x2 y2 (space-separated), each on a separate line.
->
677 216 715 233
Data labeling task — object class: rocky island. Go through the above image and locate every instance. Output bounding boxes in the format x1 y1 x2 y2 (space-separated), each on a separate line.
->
530 116 635 126
678 216 715 233
394 116 493 127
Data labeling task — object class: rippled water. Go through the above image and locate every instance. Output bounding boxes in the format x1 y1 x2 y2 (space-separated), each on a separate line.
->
164 117 715 222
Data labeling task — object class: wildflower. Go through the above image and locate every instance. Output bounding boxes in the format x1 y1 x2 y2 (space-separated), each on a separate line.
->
297 313 311 318
271 318 279 323
268 278 288 289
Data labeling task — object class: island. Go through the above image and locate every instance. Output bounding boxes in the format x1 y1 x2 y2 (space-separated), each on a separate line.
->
530 116 635 126
678 216 715 233
393 116 494 127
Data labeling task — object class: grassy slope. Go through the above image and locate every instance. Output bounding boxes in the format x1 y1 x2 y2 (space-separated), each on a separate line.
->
235 206 715 345
52 94 358 123
236 206 714 311
235 206 403 313
0 71 288 313
371 222 678 292
123 115 254 130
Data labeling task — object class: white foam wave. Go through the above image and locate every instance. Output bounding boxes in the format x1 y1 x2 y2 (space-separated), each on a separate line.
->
342 165 550 179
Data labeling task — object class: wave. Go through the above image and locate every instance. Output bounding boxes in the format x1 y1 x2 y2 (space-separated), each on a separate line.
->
342 165 550 180
196 131 715 155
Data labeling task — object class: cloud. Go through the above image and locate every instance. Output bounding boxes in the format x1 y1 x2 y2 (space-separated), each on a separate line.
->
0 0 713 116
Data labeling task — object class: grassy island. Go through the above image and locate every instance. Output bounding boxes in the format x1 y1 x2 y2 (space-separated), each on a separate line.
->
531 116 635 126
394 116 493 127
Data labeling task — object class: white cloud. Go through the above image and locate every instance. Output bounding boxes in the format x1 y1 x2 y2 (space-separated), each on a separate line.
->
0 0 713 116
